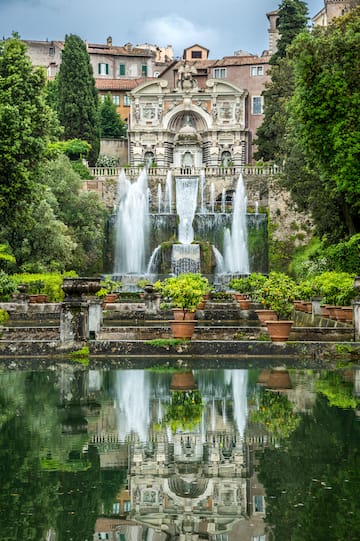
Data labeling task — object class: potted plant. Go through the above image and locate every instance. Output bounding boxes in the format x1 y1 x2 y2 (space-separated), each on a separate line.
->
256 272 296 341
154 273 210 339
97 277 121 305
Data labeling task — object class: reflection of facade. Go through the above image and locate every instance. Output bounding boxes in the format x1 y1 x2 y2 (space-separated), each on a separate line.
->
88 370 269 540
128 69 248 168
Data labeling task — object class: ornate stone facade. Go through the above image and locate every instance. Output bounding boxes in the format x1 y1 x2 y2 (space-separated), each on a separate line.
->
128 64 248 168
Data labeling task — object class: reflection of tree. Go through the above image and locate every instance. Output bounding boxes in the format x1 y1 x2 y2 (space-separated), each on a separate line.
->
251 389 300 440
0 413 60 540
54 445 101 541
99 468 127 514
258 396 360 539
160 390 203 432
316 371 358 409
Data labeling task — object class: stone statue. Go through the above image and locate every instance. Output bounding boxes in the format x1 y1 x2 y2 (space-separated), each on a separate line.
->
177 61 198 91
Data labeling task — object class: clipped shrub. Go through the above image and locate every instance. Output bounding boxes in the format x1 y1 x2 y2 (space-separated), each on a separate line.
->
0 271 17 301
11 271 78 302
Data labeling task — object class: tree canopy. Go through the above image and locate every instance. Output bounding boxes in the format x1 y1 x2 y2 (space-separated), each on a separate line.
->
99 94 127 138
56 34 100 165
0 36 53 224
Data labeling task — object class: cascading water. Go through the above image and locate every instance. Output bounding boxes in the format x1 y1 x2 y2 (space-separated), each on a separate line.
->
172 177 200 275
114 169 149 274
223 173 249 274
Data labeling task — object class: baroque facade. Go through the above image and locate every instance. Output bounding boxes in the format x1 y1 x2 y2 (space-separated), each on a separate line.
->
128 64 249 168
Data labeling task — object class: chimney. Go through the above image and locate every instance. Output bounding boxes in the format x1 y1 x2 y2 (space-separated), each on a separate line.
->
107 36 113 47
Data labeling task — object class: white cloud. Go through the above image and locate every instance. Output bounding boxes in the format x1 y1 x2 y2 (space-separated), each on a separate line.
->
143 14 218 57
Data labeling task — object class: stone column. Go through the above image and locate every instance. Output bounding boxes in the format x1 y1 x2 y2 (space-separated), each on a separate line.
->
60 300 89 345
88 298 103 339
353 300 360 342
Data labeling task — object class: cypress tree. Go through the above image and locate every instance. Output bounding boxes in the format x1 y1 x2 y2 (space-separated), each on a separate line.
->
57 34 100 165
99 94 127 138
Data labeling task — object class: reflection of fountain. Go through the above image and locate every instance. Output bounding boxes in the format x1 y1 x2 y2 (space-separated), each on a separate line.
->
115 370 150 441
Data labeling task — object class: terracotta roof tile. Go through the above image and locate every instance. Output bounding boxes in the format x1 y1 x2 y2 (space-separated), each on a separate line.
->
96 78 151 91
87 43 153 57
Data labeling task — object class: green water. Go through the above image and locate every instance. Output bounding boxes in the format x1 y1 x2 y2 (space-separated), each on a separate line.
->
0 365 359 540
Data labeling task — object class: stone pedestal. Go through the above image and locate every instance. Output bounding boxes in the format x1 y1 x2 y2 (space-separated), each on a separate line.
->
88 299 103 339
60 301 89 345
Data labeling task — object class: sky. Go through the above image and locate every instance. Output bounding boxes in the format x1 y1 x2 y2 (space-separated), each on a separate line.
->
1 0 324 59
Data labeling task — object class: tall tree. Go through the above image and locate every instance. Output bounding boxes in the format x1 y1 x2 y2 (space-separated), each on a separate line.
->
0 35 53 225
254 0 308 161
271 0 309 64
99 93 127 138
284 8 360 239
57 34 100 165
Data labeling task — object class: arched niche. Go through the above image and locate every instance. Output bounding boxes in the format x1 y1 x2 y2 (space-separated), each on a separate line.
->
166 108 209 132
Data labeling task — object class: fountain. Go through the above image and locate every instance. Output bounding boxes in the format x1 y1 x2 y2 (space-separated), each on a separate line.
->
111 168 267 285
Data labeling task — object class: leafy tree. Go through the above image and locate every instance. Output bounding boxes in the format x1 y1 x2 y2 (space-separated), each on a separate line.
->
0 35 53 225
57 34 100 165
99 93 127 138
39 155 108 274
286 9 360 238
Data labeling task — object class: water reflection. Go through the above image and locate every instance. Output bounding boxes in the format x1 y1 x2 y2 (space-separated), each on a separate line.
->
0 366 360 540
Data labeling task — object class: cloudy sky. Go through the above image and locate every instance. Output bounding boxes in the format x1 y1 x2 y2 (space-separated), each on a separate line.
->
1 0 324 58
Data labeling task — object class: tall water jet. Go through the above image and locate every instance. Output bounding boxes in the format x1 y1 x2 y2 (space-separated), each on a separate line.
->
223 174 249 273
210 182 215 213
157 182 163 214
221 188 226 213
115 370 150 441
225 369 248 437
199 170 206 213
164 171 173 213
114 169 149 274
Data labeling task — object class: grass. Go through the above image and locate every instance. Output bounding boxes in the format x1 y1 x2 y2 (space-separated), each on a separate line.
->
145 338 188 348
69 346 90 366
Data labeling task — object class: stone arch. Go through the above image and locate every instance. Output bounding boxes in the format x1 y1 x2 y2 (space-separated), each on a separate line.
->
164 105 211 132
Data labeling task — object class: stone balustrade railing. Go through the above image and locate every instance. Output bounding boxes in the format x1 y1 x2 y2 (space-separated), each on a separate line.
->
89 165 280 178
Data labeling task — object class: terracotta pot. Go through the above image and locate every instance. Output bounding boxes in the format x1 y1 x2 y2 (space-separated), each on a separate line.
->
255 309 277 325
104 293 118 303
170 371 197 390
266 320 293 342
266 369 292 390
29 294 49 303
341 306 353 323
238 299 251 310
333 306 347 321
172 308 196 321
170 320 195 340
257 369 271 385
293 300 303 311
327 306 338 319
232 293 248 301
321 305 330 317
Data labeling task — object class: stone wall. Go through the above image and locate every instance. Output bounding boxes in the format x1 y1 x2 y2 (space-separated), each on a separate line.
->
99 139 128 164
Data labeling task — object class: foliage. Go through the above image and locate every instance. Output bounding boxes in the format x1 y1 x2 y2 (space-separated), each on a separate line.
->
70 347 90 366
256 271 296 319
95 154 120 167
38 155 108 274
0 35 54 226
252 389 300 440
56 34 100 165
311 271 357 306
11 271 77 302
96 276 121 298
154 273 210 313
286 9 360 239
160 390 203 432
0 244 15 267
99 94 127 138
46 139 91 161
316 372 358 409
229 273 267 298
270 0 309 64
69 159 93 179
0 308 9 325
0 271 17 300
145 338 187 348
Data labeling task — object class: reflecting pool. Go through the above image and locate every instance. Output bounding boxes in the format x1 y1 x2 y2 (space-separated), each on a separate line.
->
0 365 360 540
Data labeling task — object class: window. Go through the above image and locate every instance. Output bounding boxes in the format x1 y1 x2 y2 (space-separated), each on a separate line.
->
123 501 131 512
98 63 109 75
112 502 120 513
214 68 226 79
251 65 264 76
112 95 120 106
191 50 202 58
49 47 55 56
252 536 266 541
123 95 131 106
252 96 263 115
100 94 106 102
141 64 148 76
254 495 265 513
98 534 109 540
119 64 126 76
153 71 160 78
